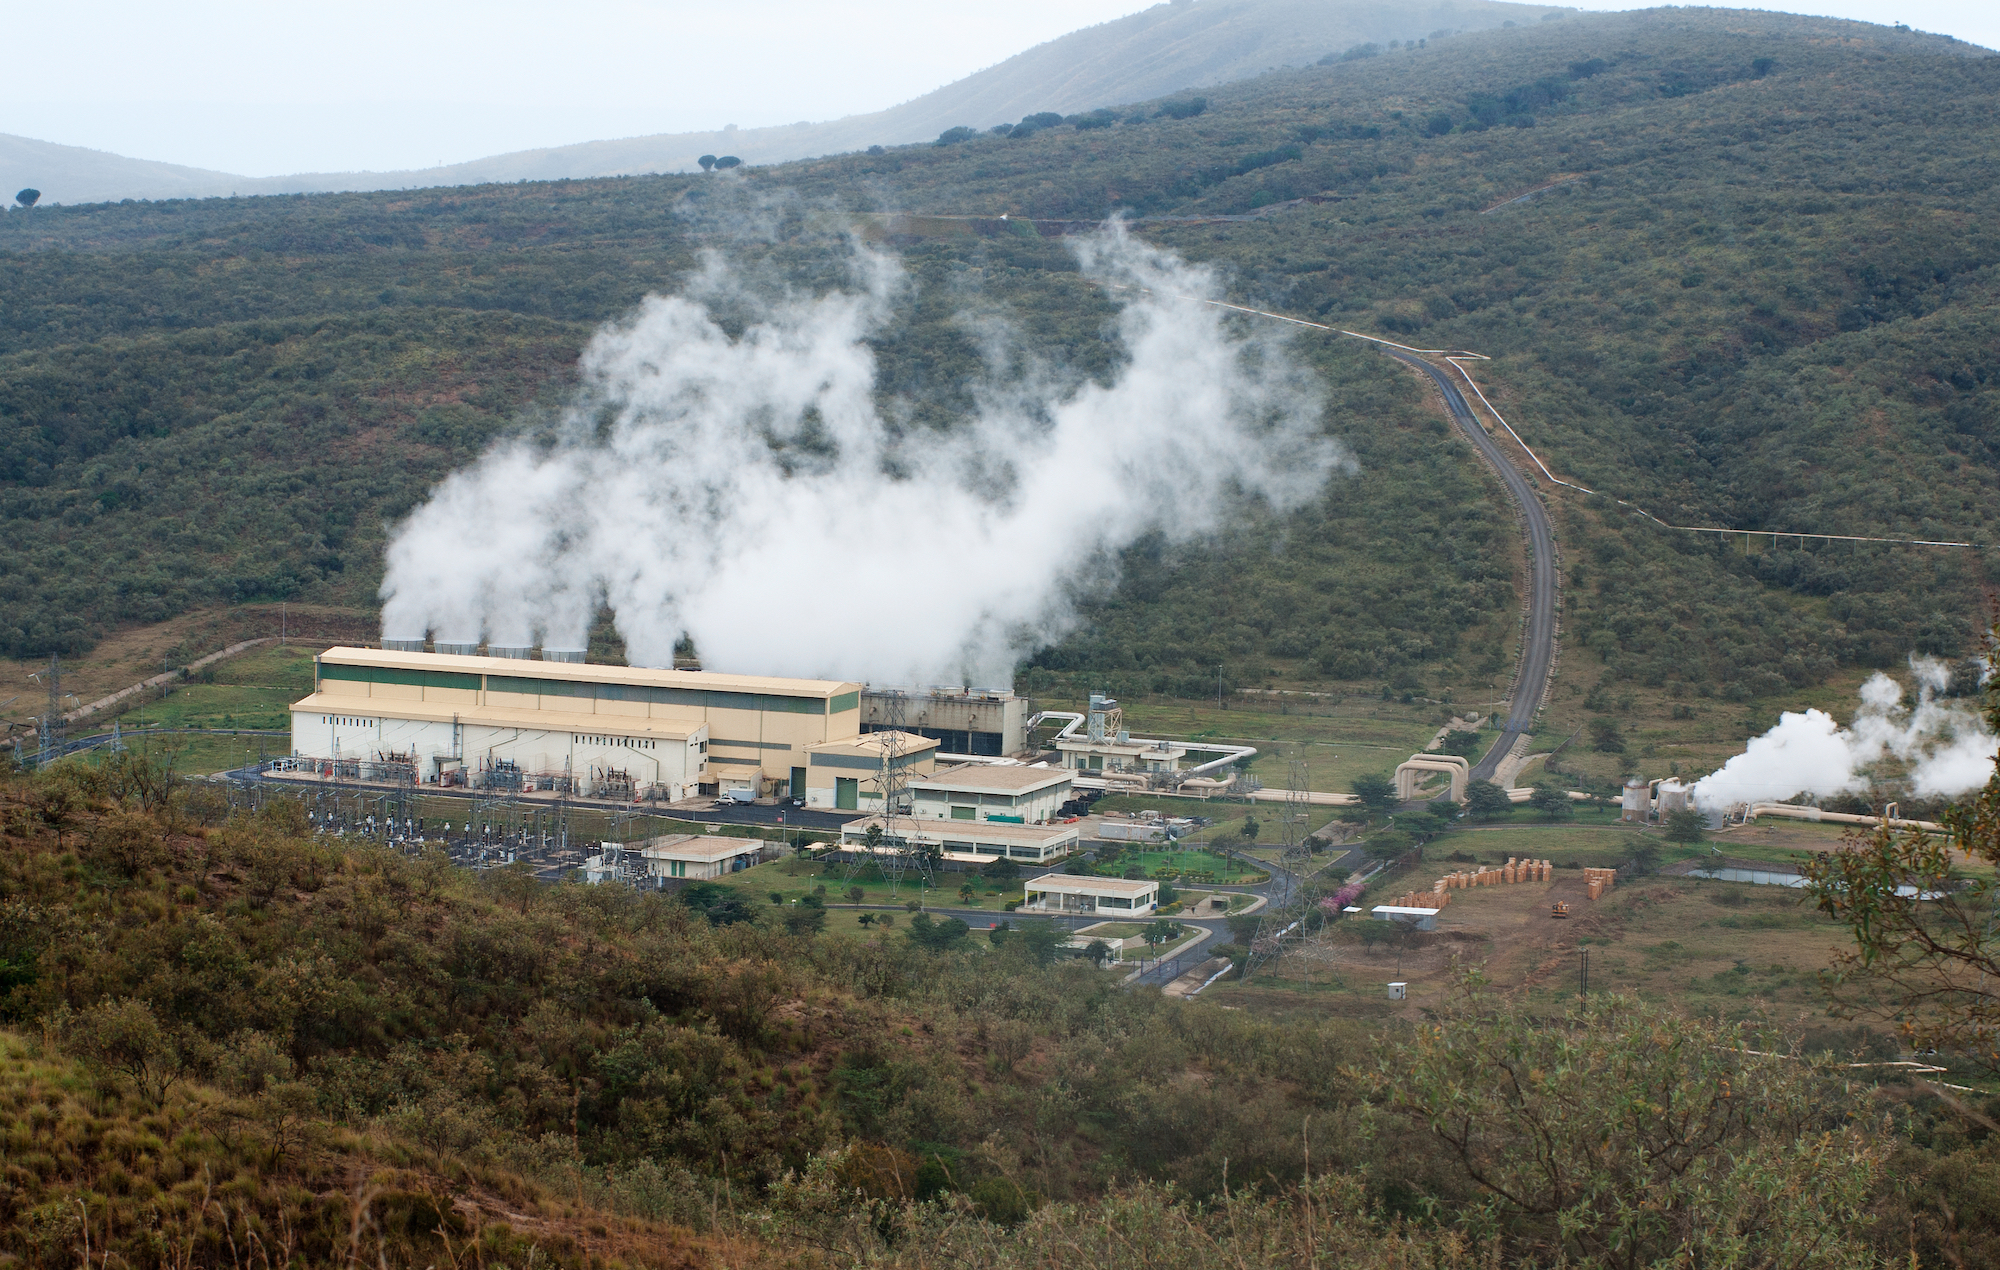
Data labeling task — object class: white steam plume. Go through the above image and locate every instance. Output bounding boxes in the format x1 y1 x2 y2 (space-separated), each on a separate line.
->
379 226 1350 682
1690 655 1996 810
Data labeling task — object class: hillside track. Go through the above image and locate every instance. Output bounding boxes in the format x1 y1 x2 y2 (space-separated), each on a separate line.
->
1384 350 1558 781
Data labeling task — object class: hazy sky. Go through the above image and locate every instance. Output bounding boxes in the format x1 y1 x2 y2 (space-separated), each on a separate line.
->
6 0 1993 177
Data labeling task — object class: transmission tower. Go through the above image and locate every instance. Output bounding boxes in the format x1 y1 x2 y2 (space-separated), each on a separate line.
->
1243 758 1313 980
32 655 63 769
849 689 934 894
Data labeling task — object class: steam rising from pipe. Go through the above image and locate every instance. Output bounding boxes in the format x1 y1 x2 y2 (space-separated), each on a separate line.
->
1690 656 1996 810
379 226 1349 682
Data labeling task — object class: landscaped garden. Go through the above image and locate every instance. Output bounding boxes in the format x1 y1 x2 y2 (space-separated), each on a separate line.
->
1112 847 1267 884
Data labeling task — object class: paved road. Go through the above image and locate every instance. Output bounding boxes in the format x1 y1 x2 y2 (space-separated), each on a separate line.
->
1386 350 1557 782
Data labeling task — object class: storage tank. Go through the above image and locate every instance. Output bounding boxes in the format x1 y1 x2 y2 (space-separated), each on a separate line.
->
487 646 534 659
382 637 427 652
434 642 480 656
542 648 587 663
1656 779 1694 817
1620 777 1650 823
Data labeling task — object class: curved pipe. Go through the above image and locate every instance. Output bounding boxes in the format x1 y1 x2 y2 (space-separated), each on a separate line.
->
1028 711 1086 741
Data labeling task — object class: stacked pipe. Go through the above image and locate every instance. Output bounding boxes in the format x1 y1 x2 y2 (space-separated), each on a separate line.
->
1583 867 1617 900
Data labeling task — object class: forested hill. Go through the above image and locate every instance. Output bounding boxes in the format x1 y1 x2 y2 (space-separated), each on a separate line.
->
2 7 1996 708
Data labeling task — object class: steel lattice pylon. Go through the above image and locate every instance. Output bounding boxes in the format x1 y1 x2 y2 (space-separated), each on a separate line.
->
844 689 936 896
1243 759 1313 979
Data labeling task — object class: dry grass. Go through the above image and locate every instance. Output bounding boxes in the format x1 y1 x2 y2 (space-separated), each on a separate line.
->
1221 872 1861 1034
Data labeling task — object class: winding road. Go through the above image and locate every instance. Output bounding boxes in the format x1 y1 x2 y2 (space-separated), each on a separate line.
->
1384 351 1558 782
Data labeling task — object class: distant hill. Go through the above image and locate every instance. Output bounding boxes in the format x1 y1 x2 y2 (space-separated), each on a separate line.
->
3 0 1553 205
0 133 252 205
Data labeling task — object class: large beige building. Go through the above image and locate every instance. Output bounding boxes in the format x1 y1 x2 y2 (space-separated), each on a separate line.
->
290 647 863 800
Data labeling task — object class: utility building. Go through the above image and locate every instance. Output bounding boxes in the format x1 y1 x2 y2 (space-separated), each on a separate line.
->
908 763 1073 824
1022 873 1159 916
289 647 862 801
837 816 1080 867
801 731 940 811
862 687 1027 756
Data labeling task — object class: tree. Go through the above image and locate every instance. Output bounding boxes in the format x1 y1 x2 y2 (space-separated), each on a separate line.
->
783 904 827 937
1350 772 1399 812
1239 815 1260 840
981 856 1020 881
957 880 978 904
1364 829 1413 861
714 155 742 169
1083 938 1114 966
697 155 717 171
1663 809 1705 843
679 882 759 926
1013 919 1068 966
1802 668 2000 1063
1589 718 1627 753
935 126 979 145
1374 978 1884 1267
1528 782 1572 821
57 998 202 1107
1438 728 1483 757
858 912 875 928
905 912 970 952
1463 779 1511 819
1624 835 1662 875
14 188 38 209
846 886 866 904
1141 918 1181 955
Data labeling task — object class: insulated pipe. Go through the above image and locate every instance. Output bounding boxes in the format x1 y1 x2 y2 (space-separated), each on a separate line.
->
1028 711 1086 740
1746 801 1945 833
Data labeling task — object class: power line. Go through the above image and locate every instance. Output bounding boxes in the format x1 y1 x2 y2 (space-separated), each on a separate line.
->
1118 284 1995 552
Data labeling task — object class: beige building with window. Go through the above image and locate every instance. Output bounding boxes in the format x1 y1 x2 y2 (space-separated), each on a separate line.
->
289 646 862 800
908 763 1073 824
1056 735 1190 775
1022 874 1159 916
636 834 764 880
836 816 1080 866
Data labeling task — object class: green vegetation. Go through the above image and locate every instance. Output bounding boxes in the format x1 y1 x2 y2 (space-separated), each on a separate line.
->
8 9 1990 718
9 745 2000 1265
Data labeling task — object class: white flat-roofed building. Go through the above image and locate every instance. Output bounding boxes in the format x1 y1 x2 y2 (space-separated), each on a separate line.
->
908 763 1072 825
288 646 864 800
1056 734 1190 775
1372 905 1440 931
1022 873 1159 916
636 833 763 880
837 816 1079 866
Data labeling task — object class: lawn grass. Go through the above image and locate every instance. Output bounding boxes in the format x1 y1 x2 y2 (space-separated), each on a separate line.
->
105 642 322 732
1034 693 1451 794
1112 847 1267 882
721 857 1026 909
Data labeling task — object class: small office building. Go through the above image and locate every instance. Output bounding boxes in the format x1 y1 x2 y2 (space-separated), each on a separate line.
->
1022 874 1159 916
636 834 763 880
836 816 1080 867
1056 734 1190 775
908 763 1073 825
